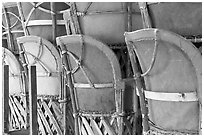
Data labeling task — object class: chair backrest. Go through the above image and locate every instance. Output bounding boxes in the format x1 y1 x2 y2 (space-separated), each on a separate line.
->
2 3 24 53
147 2 202 36
56 34 124 113
125 28 201 134
17 2 70 43
17 35 62 96
2 47 24 95
63 2 143 44
56 35 125 135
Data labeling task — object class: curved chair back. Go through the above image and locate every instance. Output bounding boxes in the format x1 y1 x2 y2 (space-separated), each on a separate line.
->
56 35 124 135
2 47 24 94
147 2 201 36
63 2 143 44
2 47 29 130
17 2 70 43
17 35 62 96
125 28 201 134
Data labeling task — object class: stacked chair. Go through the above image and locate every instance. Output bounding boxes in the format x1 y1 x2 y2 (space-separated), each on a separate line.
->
2 47 38 135
2 2 202 135
124 28 202 135
56 35 125 135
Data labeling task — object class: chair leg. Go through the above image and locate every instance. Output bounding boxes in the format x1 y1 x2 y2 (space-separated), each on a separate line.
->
3 65 9 134
29 66 38 135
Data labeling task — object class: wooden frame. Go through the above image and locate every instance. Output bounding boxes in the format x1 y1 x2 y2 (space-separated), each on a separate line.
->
29 66 38 135
3 65 9 134
2 3 24 53
138 2 152 28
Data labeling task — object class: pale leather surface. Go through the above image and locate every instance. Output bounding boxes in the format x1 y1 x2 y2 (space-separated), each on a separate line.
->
2 47 23 94
17 36 62 95
148 2 202 36
125 29 201 132
16 2 202 45
76 2 143 44
21 2 69 43
76 2 201 44
57 35 122 113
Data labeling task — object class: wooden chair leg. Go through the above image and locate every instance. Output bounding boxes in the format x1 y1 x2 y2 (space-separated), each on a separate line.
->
29 65 38 135
3 65 9 134
51 2 57 45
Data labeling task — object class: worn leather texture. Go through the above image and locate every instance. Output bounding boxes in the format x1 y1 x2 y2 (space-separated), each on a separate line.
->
17 36 62 95
57 35 122 113
2 47 23 94
125 29 201 133
21 2 69 43
75 2 143 44
148 2 202 36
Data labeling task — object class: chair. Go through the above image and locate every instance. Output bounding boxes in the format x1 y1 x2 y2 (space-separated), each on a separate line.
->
17 35 74 134
2 48 38 135
56 34 126 135
2 47 28 132
125 28 202 135
17 35 62 96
